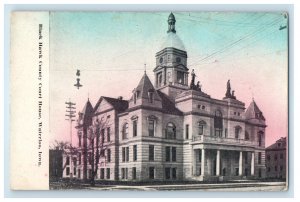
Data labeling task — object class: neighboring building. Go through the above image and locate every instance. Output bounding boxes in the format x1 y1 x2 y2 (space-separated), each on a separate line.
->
49 149 63 180
64 13 267 182
265 137 287 179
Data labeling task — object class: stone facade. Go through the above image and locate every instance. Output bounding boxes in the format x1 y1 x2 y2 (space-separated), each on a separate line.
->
62 13 267 182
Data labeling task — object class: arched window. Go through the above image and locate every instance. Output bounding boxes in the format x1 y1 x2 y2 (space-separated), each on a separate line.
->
258 131 264 146
198 120 206 135
245 131 250 140
166 122 176 139
214 110 223 137
122 123 129 139
234 126 242 139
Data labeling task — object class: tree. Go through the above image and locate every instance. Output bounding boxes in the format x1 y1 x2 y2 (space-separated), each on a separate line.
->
86 117 109 186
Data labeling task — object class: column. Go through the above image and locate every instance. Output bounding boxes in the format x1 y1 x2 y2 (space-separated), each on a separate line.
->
239 151 243 176
216 150 220 176
192 149 196 176
201 149 205 176
251 152 255 176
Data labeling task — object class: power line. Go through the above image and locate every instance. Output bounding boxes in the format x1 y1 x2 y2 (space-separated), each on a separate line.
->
188 15 283 67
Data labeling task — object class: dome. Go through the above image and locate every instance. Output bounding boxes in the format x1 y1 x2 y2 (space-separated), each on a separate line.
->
159 32 186 51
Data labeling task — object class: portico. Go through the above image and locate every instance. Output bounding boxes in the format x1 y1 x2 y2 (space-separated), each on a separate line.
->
191 145 255 181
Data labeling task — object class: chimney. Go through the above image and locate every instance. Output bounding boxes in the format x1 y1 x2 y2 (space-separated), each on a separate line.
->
118 96 123 100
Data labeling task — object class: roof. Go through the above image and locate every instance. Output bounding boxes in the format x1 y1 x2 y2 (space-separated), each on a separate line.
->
160 32 186 51
134 72 162 102
245 99 265 120
94 96 128 114
81 99 94 118
266 137 287 150
157 91 183 115
168 12 176 21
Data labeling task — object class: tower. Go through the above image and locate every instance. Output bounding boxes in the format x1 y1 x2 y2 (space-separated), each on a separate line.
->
153 13 189 101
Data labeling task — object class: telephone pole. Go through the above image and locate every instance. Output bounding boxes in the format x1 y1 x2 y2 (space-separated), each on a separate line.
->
65 99 76 178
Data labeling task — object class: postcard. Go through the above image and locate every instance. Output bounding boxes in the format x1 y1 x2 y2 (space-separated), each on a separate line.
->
10 11 288 191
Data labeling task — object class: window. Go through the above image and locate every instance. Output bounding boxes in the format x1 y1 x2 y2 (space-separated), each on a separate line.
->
235 126 241 139
274 154 278 161
133 145 137 161
166 123 176 139
66 156 70 165
202 105 205 110
214 110 223 137
148 119 155 137
125 168 128 179
157 72 163 87
100 168 104 179
73 157 77 166
197 105 201 109
258 131 263 146
267 155 271 161
148 89 154 103
101 129 105 143
165 168 171 179
258 152 262 164
122 147 125 162
132 167 137 180
280 166 283 171
88 152 92 164
107 149 111 162
107 127 110 142
275 166 278 171
66 167 70 175
166 146 170 162
126 147 129 162
149 167 155 179
172 168 177 179
245 131 250 140
177 71 184 84
198 121 206 135
78 153 81 165
78 135 82 147
267 167 271 172
185 124 189 139
122 123 128 139
172 147 177 162
280 153 284 159
278 143 281 147
121 168 125 179
106 168 110 179
133 120 137 137
149 145 154 161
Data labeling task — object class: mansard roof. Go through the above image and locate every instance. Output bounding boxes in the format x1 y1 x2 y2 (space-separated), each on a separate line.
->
134 72 162 102
245 99 265 121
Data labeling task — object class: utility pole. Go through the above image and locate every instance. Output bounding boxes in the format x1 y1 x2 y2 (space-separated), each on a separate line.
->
65 99 76 179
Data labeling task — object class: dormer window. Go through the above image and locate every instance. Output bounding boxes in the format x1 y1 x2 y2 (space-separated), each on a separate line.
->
148 89 154 103
134 90 140 104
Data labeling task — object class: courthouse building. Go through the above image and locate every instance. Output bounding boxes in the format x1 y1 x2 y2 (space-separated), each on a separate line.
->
63 13 267 182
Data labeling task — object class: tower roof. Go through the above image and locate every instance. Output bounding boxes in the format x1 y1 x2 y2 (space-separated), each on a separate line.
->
134 72 161 101
160 32 186 51
245 99 265 121
160 13 186 51
81 99 93 116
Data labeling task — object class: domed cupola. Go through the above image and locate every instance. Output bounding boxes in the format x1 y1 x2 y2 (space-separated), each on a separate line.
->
153 13 189 101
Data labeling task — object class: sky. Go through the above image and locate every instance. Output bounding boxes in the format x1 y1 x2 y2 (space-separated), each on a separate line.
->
49 12 288 147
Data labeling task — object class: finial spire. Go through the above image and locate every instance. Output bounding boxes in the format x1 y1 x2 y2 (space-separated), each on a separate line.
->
144 63 147 74
167 12 176 33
